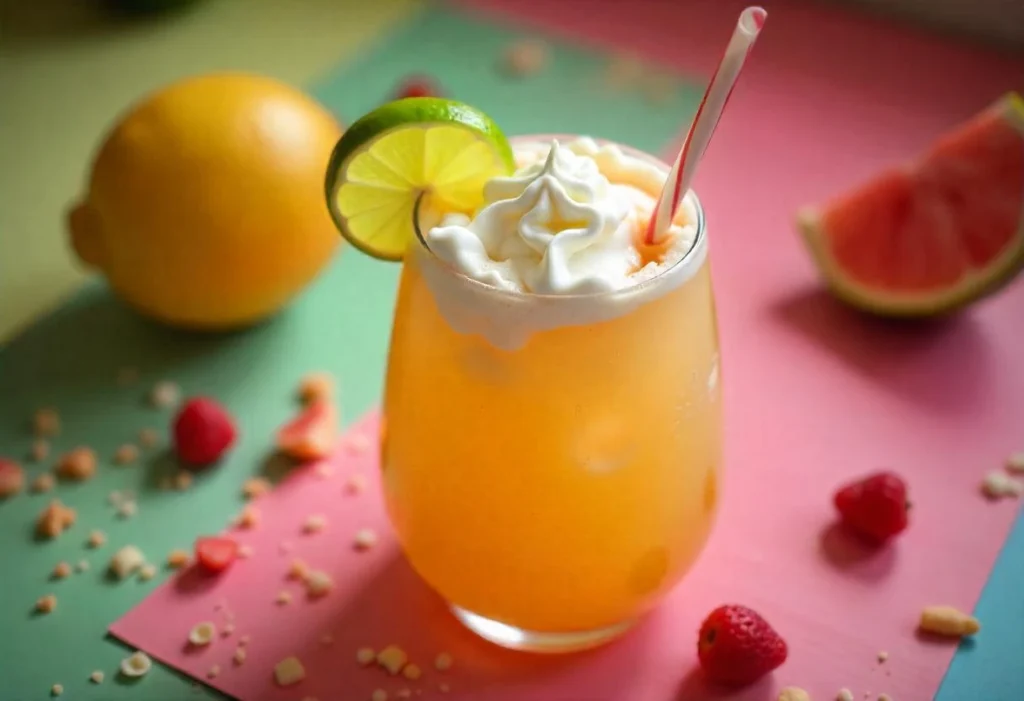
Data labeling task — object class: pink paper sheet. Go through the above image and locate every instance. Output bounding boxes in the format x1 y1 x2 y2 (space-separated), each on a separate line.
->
113 3 1024 700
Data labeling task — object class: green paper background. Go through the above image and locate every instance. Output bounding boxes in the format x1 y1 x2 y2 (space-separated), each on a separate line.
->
0 6 701 700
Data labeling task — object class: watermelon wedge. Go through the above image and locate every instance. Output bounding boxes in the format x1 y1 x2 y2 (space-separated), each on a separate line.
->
798 92 1024 316
277 400 339 461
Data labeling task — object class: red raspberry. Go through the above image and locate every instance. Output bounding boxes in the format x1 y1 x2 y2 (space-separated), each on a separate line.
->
195 536 238 574
395 76 439 100
173 397 237 467
833 471 909 543
697 604 788 686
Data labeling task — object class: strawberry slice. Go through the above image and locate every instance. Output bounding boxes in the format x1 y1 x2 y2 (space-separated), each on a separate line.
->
276 400 338 461
195 536 238 574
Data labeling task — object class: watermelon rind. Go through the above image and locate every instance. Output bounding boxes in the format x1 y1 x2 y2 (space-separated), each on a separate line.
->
798 93 1024 317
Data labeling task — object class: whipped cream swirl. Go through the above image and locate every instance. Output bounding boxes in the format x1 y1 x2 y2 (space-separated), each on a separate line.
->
426 140 643 295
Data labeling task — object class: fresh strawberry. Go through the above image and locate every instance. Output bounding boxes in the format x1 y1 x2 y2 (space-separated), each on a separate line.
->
195 536 238 574
833 471 909 542
395 76 439 100
276 400 338 461
697 604 788 686
173 397 237 467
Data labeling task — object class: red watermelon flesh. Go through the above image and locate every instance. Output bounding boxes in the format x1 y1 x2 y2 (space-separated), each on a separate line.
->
801 93 1024 315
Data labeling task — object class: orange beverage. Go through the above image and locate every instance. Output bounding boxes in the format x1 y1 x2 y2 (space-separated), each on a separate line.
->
381 136 722 651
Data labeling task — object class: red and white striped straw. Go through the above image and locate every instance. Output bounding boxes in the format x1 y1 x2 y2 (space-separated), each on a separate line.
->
645 6 766 245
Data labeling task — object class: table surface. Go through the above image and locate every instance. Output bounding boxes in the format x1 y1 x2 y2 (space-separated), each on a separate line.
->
2 1 1023 700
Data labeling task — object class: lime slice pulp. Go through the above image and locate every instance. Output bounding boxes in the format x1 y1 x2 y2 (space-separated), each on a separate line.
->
324 98 515 261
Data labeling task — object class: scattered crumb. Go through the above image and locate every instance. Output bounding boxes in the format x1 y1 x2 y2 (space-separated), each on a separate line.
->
315 463 334 478
353 528 377 551
76 559 90 572
981 470 1022 499
33 408 60 438
52 561 72 579
287 559 309 580
207 664 220 679
501 38 548 77
234 505 261 530
109 545 145 579
356 647 376 666
108 490 124 506
31 439 50 462
919 605 980 637
138 428 160 449
276 590 293 605
222 622 235 637
377 645 408 675
1007 452 1024 473
150 380 181 409
320 633 334 646
36 594 57 614
138 563 158 581
89 671 104 684
242 477 272 499
274 656 306 687
51 683 63 696
239 635 251 646
305 570 334 597
434 652 453 672
87 530 107 548
233 647 247 665
114 444 140 465
117 500 138 518
36 500 76 538
303 514 327 534
31 472 56 494
121 651 152 678
238 544 254 559
402 664 422 681
167 549 190 569
778 689 810 701
878 695 893 701
298 372 334 404
344 474 367 495
343 433 370 455
837 690 854 701
0 458 25 497
189 621 216 646
56 447 97 481
372 690 388 701
174 471 193 490
877 650 889 663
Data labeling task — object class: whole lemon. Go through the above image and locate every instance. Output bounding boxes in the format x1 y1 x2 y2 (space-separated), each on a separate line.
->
68 72 343 329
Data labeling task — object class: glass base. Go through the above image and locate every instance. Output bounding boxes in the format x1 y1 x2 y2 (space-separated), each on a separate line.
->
450 605 636 653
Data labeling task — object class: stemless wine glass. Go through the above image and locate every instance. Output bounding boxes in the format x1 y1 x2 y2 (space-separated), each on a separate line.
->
380 136 722 653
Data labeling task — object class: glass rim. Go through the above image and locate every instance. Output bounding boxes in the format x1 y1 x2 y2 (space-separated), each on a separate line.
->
411 135 707 303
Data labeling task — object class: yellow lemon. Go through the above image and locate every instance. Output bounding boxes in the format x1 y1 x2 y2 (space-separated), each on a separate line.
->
68 72 343 329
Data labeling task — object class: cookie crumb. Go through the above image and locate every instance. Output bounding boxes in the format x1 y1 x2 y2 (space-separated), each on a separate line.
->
31 439 50 462
36 594 57 614
89 671 104 684
1006 452 1024 473
298 372 334 404
233 647 247 665
305 570 333 597
371 690 388 701
174 471 193 490
121 651 152 678
242 477 272 499
356 647 376 666
189 621 216 646
109 545 145 579
114 444 139 465
920 605 980 637
87 530 107 548
150 380 181 409
878 695 893 701
434 652 453 671
207 664 220 679
981 470 1022 498
0 458 25 497
56 447 97 482
239 635 251 646
138 428 160 449
377 645 408 675
274 656 306 686
167 549 190 569
276 590 292 605
37 500 76 538
117 500 138 519
836 691 854 701
31 473 56 494
51 683 63 696
402 663 422 681
286 559 308 581
52 561 72 579
76 559 90 572
778 689 810 701
353 528 377 550
234 505 260 530
33 408 61 438
303 514 327 534
138 563 158 581
877 650 889 663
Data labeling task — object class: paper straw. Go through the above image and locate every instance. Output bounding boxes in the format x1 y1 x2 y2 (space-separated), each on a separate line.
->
645 7 766 245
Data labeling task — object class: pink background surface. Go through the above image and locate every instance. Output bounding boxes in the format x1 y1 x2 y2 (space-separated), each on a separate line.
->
114 2 1024 700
